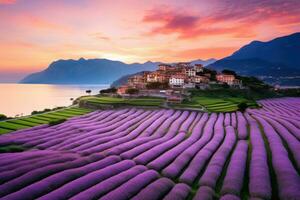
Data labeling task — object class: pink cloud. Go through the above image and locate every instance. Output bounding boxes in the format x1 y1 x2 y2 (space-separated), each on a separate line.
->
0 0 16 4
142 1 300 39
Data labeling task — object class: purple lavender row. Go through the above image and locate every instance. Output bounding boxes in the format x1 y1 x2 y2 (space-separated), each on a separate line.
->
131 177 175 200
50 109 144 150
231 112 237 128
224 113 231 127
0 150 63 166
79 110 157 155
69 110 154 152
147 113 209 171
73 110 162 154
163 183 191 200
120 111 183 159
100 170 159 200
38 160 136 200
220 194 240 200
249 109 300 140
70 165 148 200
149 110 182 138
138 109 175 137
134 132 186 165
45 109 140 150
49 109 147 151
134 111 189 164
198 126 236 188
104 110 174 155
193 186 215 200
221 140 248 196
237 111 248 139
254 115 300 200
1 155 120 200
178 111 197 133
179 113 225 185
244 114 271 199
6 110 120 148
258 115 300 169
0 153 79 184
132 111 191 165
0 154 104 198
162 113 217 179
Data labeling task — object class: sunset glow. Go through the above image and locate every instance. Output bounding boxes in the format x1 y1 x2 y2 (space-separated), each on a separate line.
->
0 0 300 74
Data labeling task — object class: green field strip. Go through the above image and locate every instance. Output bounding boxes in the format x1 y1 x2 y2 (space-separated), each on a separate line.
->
38 113 66 119
21 117 49 124
0 121 30 130
67 108 92 112
49 112 78 118
206 103 235 108
60 110 89 115
30 116 56 122
6 119 40 127
0 128 12 134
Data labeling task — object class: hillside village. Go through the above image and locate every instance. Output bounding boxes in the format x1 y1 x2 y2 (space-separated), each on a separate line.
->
117 63 242 99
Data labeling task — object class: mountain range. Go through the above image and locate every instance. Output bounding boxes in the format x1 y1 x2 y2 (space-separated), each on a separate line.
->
20 58 216 84
208 32 300 85
20 32 300 86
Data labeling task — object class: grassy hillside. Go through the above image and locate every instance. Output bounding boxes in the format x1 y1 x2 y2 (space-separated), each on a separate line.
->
0 107 92 134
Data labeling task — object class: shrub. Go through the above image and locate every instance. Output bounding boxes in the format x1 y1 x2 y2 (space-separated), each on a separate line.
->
0 114 7 121
49 118 66 126
126 88 139 95
237 102 248 112
100 87 117 94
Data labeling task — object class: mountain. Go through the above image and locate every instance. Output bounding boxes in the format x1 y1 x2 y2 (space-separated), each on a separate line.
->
190 58 217 66
208 32 300 85
20 58 216 84
111 71 147 88
20 58 159 84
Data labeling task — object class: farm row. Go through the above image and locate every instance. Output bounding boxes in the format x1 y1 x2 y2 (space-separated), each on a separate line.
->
0 97 299 199
0 107 92 134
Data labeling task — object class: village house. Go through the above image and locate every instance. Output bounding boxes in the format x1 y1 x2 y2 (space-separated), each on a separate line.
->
169 74 186 88
117 85 130 95
158 64 173 71
216 74 240 85
191 75 210 84
147 72 159 82
118 63 243 96
128 74 146 89
184 67 196 77
194 64 204 73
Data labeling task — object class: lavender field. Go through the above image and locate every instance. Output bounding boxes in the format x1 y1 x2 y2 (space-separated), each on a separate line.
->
0 97 299 200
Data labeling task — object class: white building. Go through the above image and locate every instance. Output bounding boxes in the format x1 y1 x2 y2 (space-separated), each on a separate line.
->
184 68 196 77
169 74 185 87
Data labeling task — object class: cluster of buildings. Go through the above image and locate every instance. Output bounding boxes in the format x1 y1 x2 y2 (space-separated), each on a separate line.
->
117 62 241 95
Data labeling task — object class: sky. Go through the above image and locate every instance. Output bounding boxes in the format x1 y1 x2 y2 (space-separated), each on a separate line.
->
0 0 300 81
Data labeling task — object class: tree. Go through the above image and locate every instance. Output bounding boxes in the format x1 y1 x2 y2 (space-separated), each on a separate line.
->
126 88 139 94
222 69 236 76
86 90 92 95
237 102 248 112
0 114 7 121
100 87 117 94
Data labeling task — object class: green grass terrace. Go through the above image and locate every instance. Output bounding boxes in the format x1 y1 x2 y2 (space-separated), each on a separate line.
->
79 96 165 107
177 97 258 112
0 107 92 135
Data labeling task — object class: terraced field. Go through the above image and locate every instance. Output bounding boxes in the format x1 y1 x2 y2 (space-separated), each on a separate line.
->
80 96 165 107
0 107 92 134
0 97 299 200
180 97 258 112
